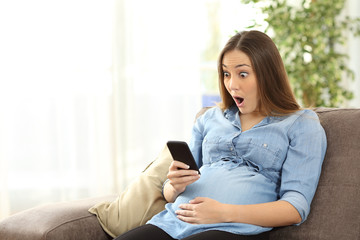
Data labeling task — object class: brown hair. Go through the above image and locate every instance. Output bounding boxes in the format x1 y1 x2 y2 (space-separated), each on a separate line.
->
217 30 300 116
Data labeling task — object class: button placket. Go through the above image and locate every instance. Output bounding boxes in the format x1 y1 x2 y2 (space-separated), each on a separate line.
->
229 133 240 156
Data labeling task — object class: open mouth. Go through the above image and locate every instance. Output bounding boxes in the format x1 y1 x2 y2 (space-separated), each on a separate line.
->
234 97 244 105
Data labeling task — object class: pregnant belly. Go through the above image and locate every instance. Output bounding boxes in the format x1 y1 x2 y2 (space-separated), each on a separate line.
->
171 164 278 211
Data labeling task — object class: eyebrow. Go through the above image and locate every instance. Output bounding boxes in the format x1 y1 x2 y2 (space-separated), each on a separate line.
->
222 63 251 68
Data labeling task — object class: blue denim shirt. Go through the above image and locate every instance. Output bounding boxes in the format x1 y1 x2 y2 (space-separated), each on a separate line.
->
148 105 327 238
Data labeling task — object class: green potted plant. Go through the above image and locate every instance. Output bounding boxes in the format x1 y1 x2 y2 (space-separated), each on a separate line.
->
243 0 360 107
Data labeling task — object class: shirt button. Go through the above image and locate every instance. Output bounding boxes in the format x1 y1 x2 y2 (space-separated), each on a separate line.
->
230 147 233 151
263 143 268 148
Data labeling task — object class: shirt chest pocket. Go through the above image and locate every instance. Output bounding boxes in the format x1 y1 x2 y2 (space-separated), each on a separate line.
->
241 138 283 171
202 136 222 164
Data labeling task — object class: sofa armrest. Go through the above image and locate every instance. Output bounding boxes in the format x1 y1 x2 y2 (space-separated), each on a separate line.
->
0 195 117 240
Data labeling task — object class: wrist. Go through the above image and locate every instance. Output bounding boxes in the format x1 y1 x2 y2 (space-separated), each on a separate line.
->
163 180 180 203
161 179 170 197
222 204 241 223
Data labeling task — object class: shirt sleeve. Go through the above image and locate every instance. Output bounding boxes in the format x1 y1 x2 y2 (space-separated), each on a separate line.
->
279 110 327 224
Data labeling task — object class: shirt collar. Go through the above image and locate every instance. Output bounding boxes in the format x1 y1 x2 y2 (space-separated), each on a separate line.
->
223 104 282 129
223 105 241 129
223 104 238 119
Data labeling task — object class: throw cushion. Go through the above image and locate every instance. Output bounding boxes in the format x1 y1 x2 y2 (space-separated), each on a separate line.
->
88 145 172 238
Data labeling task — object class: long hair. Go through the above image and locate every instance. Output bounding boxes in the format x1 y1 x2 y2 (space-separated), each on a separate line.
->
217 30 300 116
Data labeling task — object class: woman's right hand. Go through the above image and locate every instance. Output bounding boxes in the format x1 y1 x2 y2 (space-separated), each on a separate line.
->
163 160 200 203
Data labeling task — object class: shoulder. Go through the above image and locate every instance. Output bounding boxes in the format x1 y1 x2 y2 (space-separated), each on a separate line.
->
196 106 223 121
297 109 319 119
287 109 325 137
291 109 320 126
270 109 319 127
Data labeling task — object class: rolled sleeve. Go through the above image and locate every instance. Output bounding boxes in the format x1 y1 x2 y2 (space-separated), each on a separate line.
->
279 110 327 224
281 191 309 224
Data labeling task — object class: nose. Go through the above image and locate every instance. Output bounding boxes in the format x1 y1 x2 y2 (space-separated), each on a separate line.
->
228 76 239 91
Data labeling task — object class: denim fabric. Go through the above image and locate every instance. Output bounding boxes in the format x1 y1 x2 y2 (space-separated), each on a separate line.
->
148 105 327 239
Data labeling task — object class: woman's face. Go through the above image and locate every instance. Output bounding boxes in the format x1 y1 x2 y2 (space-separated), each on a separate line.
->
222 50 260 116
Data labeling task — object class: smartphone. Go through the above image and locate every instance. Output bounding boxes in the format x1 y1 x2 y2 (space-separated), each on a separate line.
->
166 141 200 174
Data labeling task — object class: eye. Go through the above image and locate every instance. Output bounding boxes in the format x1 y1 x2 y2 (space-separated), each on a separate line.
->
223 71 230 78
239 72 248 78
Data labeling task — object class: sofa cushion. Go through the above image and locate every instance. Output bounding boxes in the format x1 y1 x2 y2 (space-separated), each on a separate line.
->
88 144 172 238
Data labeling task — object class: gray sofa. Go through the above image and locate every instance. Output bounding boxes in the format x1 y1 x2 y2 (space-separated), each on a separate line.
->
0 108 359 240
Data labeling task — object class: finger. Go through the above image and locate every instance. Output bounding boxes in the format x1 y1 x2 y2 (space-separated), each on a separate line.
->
171 160 190 170
175 209 194 217
178 203 192 210
167 169 199 179
169 175 199 186
189 197 206 204
176 215 199 224
168 161 185 172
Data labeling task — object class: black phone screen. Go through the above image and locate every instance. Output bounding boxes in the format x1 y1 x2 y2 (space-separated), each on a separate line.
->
166 141 200 173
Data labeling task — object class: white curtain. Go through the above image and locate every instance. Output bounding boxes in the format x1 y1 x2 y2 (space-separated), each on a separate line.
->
113 0 205 186
0 0 116 219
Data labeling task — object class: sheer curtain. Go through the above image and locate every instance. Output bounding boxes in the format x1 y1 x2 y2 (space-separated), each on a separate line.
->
113 0 205 185
0 0 116 219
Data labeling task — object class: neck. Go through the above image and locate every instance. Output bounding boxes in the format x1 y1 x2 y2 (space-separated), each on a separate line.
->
239 112 266 131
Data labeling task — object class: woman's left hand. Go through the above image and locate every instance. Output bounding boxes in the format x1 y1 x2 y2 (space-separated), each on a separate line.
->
176 197 227 224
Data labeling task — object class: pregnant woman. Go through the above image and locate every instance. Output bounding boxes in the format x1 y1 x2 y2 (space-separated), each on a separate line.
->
114 30 327 240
